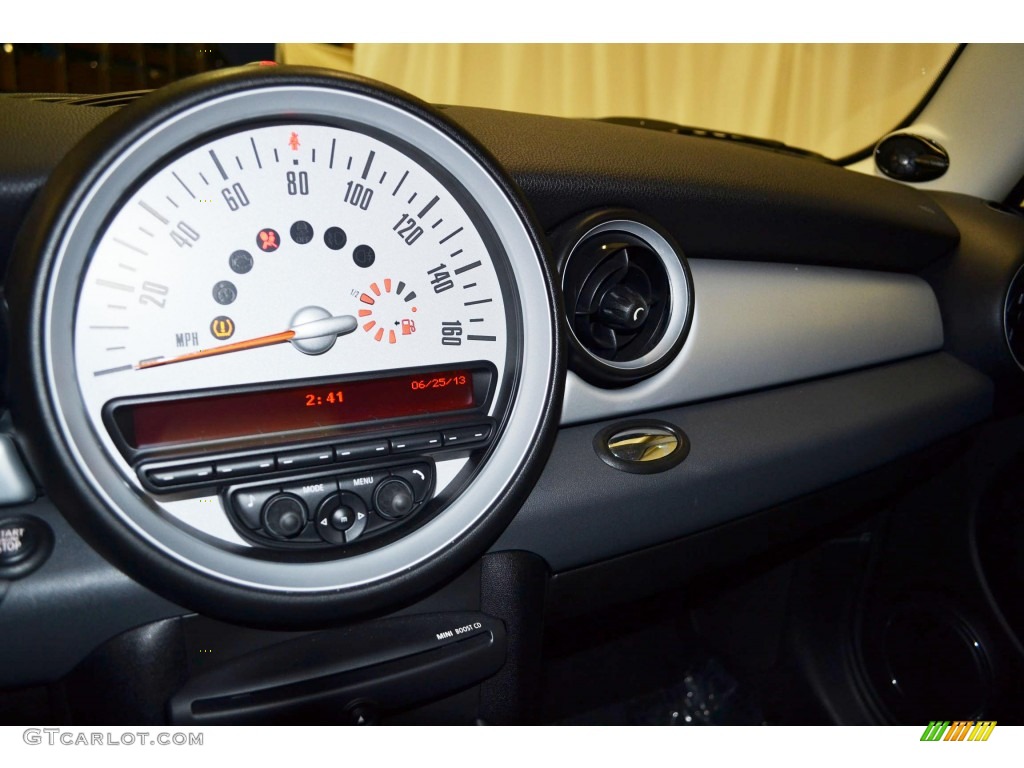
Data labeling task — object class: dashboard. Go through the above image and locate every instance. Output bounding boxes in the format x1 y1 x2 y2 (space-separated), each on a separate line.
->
1 60 1023 725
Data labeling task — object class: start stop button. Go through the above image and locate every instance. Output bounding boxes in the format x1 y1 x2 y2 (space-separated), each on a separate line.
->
0 516 53 579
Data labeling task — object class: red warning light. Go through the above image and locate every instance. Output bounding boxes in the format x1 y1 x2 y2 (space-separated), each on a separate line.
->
288 132 300 151
257 228 280 252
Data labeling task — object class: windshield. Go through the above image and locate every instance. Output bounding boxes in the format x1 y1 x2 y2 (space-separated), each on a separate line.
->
1 43 959 160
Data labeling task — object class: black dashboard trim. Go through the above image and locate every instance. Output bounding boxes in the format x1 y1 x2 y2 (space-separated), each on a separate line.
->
442 105 961 271
1 94 961 279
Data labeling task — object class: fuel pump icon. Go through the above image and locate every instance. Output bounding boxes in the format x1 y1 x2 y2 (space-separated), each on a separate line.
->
401 319 416 335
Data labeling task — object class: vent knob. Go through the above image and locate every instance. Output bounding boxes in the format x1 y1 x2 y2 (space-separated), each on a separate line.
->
599 283 650 331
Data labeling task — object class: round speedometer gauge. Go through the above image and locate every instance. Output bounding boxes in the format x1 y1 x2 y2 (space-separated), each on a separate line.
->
79 120 510 410
8 68 561 625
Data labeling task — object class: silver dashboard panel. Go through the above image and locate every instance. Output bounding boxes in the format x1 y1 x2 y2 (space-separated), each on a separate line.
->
561 259 944 425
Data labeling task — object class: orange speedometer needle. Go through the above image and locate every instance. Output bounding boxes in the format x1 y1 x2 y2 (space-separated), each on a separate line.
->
136 313 357 370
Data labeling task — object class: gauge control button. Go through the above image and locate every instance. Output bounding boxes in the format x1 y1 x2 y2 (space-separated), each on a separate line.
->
229 486 281 529
442 424 492 448
215 454 276 479
374 478 416 520
316 492 366 545
282 477 338 513
330 504 356 532
391 464 432 502
263 493 307 539
390 432 442 454
276 447 335 471
345 508 369 543
338 470 388 505
147 464 215 488
334 439 390 462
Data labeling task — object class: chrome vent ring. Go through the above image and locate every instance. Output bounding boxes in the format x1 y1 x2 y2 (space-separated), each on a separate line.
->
555 211 693 387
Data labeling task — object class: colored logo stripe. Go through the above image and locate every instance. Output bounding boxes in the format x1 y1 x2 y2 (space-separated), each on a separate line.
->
969 722 997 741
945 721 973 741
920 720 996 741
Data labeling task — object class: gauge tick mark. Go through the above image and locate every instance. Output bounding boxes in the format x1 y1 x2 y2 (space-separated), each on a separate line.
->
93 365 133 377
112 238 147 256
209 150 229 181
439 226 463 244
250 137 263 169
417 195 439 219
138 200 169 225
172 172 195 199
392 170 409 196
96 278 134 292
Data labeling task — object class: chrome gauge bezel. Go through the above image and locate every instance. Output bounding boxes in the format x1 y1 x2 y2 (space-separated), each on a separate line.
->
12 68 561 622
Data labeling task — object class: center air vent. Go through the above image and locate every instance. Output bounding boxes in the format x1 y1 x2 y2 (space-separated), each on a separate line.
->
555 211 693 387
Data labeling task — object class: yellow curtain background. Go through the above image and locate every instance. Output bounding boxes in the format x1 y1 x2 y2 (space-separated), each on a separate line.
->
279 43 955 159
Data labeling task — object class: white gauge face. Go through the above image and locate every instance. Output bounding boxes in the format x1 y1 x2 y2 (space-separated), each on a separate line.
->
34 81 555 601
76 122 510 461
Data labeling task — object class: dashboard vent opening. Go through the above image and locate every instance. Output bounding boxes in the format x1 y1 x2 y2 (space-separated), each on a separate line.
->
567 234 668 361
556 212 694 387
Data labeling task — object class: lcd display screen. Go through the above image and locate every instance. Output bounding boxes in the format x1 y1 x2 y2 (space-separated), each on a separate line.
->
120 369 476 449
